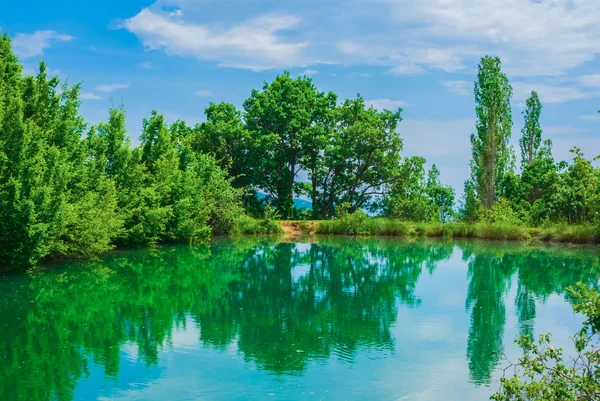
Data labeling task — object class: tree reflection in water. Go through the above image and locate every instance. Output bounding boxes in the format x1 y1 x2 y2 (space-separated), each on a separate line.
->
0 238 597 400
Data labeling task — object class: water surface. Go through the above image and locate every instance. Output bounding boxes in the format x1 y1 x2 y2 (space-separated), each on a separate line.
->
1 238 599 400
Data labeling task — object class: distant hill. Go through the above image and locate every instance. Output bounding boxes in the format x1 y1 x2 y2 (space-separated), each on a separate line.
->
293 198 313 210
256 192 313 210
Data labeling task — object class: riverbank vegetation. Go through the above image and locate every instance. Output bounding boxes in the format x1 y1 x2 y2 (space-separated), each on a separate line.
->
316 217 599 243
0 33 598 269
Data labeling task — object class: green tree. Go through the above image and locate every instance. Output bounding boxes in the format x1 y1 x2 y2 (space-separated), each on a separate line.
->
320 96 403 216
299 91 337 219
0 58 66 267
551 147 599 224
519 91 542 167
49 84 121 257
0 35 121 267
460 181 484 223
425 164 455 222
243 72 328 218
383 156 436 221
192 102 252 189
470 56 514 210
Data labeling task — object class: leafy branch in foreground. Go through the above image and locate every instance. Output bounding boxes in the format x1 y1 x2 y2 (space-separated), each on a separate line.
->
492 283 600 400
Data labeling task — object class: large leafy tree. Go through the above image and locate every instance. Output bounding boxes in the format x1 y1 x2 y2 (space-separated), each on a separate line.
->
192 102 252 188
299 91 337 219
320 96 403 216
243 71 332 218
469 56 514 210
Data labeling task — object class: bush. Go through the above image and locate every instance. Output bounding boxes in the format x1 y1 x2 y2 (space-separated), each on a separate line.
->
492 284 600 401
485 198 522 225
232 215 282 235
232 205 283 235
537 224 599 244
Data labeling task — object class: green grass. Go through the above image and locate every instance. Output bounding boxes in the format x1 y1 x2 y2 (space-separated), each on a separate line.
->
232 215 283 235
315 217 600 244
536 224 600 244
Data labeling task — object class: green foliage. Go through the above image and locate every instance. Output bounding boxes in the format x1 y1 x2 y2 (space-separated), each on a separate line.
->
470 56 514 210
520 91 542 167
536 224 600 244
467 85 600 228
460 181 485 223
492 284 600 401
384 159 455 222
0 35 121 268
384 156 437 221
243 72 334 219
318 96 404 217
485 197 522 225
232 204 283 235
191 102 252 189
0 36 244 269
1 31 599 270
426 164 456 222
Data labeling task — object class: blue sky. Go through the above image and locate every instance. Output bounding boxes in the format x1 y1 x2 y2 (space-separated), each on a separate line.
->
1 0 599 192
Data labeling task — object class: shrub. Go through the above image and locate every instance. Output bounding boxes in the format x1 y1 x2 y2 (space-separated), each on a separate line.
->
232 205 283 235
492 284 600 401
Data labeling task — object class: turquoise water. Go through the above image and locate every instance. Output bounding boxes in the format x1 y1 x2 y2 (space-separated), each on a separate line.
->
1 238 598 400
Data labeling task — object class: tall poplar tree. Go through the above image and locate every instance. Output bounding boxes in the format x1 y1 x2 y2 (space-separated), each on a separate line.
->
519 91 542 167
470 56 514 210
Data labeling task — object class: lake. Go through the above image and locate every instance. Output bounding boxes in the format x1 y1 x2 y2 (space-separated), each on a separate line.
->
1 238 599 400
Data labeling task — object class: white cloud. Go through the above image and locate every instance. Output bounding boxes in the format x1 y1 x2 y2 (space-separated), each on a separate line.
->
440 80 600 104
96 83 130 93
89 46 124 55
139 61 154 69
377 0 600 77
440 80 471 96
12 30 73 59
576 74 600 88
299 69 318 75
122 8 310 71
512 82 600 104
337 42 465 75
387 64 425 75
120 1 600 80
579 113 600 121
366 99 408 111
80 92 101 100
195 89 212 97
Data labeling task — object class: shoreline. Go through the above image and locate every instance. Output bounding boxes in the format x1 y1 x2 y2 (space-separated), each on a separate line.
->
1 220 597 272
278 219 600 245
